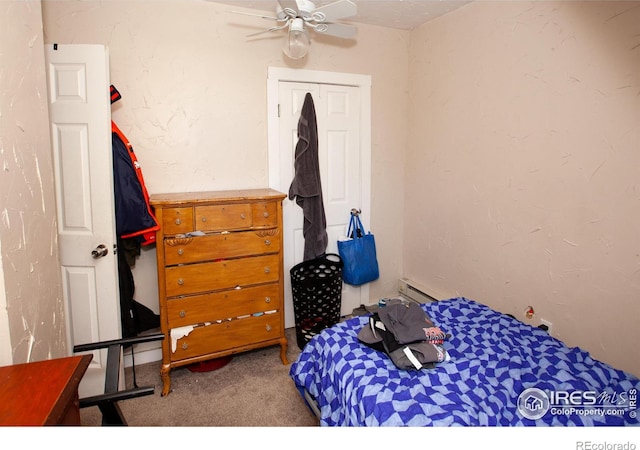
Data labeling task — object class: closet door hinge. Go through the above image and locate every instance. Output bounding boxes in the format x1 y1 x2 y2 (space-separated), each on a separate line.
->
277 103 280 118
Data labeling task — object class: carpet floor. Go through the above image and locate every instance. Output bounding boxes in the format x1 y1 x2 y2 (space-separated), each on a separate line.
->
80 328 318 427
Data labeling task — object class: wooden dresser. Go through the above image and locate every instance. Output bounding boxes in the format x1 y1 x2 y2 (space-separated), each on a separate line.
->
0 354 92 425
150 189 288 396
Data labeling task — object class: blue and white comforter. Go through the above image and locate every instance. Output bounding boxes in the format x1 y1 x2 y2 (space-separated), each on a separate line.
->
289 297 639 426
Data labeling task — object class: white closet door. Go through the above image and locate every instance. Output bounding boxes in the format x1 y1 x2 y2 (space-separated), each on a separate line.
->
46 44 122 397
275 79 368 327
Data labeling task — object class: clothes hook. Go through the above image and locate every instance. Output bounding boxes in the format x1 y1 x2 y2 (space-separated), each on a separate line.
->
350 208 361 216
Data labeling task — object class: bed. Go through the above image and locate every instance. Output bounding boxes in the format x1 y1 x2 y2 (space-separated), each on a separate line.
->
289 297 639 426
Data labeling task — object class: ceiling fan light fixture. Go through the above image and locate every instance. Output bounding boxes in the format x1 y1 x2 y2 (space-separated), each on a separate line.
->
282 17 310 60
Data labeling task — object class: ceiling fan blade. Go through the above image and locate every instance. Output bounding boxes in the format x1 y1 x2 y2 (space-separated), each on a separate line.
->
277 0 299 18
313 0 357 22
246 22 290 37
313 22 357 39
231 10 280 21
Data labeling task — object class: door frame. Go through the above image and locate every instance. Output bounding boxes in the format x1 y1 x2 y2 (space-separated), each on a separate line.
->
266 67 373 312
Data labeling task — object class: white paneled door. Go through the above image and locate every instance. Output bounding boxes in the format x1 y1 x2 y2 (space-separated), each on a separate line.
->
268 69 372 329
46 44 122 397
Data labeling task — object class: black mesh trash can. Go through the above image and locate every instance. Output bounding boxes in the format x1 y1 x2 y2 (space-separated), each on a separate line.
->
290 253 343 350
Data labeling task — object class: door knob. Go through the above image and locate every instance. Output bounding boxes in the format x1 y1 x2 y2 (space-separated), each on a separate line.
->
91 244 109 258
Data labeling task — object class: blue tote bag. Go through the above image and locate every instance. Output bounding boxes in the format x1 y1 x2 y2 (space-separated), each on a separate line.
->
338 213 379 286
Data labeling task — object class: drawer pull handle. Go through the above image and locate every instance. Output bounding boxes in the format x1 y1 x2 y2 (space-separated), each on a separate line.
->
201 216 207 222
179 310 186 318
177 249 184 256
182 343 188 350
263 212 269 218
264 239 271 246
265 296 271 303
177 278 184 285
264 267 270 274
265 324 272 332
240 214 246 220
175 218 181 225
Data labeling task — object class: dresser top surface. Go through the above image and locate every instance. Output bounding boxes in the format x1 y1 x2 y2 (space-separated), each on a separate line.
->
149 188 286 207
0 354 92 425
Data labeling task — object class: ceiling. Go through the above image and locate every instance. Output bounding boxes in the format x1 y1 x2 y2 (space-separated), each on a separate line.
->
210 0 472 31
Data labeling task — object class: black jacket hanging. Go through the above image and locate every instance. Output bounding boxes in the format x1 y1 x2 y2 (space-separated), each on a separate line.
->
110 85 160 337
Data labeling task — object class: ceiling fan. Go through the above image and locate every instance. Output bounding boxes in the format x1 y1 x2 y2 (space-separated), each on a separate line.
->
232 0 358 60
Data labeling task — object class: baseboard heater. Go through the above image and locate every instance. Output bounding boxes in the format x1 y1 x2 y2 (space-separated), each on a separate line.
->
398 278 441 304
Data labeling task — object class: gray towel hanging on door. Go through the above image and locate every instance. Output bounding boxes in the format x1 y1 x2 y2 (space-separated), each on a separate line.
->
288 92 328 260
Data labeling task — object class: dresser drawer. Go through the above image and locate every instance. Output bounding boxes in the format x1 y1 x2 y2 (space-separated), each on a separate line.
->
163 230 280 266
161 207 194 235
251 202 278 228
166 283 280 327
171 313 282 361
195 203 251 232
165 254 280 297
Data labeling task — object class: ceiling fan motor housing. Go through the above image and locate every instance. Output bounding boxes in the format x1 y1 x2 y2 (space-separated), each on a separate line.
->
279 0 325 22
296 0 317 18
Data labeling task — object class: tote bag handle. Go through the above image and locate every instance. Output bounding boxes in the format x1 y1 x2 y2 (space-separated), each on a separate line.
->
347 214 366 239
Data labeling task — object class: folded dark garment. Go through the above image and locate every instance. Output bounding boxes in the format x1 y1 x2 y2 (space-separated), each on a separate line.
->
358 314 447 370
377 298 435 344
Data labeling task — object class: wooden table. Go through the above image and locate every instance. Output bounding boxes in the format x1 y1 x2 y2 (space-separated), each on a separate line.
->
0 354 92 426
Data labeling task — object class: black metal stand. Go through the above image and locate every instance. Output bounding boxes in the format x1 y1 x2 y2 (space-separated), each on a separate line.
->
74 333 164 426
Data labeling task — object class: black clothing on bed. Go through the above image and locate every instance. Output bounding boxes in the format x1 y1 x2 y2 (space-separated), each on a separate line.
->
358 299 449 370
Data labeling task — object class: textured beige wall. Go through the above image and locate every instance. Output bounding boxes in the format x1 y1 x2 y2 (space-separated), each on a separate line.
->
41 0 409 315
406 1 640 376
0 0 66 363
